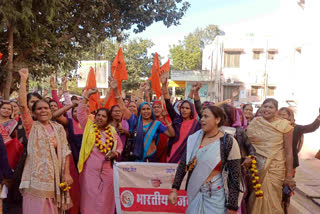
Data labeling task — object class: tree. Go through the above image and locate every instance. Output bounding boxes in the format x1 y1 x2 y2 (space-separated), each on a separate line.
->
169 24 223 71
0 0 190 99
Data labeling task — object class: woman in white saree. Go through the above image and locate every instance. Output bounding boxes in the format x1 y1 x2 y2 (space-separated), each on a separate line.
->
169 106 242 214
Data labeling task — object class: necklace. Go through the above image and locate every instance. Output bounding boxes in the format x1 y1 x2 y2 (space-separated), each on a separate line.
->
205 130 220 138
93 123 114 154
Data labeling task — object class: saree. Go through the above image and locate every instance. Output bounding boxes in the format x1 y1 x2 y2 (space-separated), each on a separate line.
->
246 117 293 214
167 100 200 163
186 130 226 214
20 121 72 213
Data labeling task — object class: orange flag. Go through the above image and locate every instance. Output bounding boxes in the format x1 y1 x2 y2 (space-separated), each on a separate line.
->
160 59 170 74
85 67 101 112
104 47 128 109
149 53 161 99
0 52 3 60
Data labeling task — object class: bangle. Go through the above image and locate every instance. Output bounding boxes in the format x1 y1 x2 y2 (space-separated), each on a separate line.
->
166 123 172 127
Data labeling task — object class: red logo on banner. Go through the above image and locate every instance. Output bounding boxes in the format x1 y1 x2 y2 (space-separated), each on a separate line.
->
119 188 188 213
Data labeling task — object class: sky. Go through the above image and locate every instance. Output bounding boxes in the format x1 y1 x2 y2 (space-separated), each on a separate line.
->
130 0 281 62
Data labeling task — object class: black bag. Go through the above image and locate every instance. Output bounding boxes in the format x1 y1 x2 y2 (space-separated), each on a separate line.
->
121 132 136 161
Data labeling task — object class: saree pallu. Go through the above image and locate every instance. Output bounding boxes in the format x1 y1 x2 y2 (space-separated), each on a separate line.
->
246 117 293 214
186 130 224 213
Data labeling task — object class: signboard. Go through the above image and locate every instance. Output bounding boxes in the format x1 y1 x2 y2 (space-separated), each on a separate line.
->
77 60 110 88
113 162 188 214
171 70 212 81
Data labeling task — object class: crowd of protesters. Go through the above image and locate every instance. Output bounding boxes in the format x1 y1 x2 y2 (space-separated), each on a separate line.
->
0 67 320 214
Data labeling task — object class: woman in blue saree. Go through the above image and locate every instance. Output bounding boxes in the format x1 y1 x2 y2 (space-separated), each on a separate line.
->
109 77 175 162
169 105 242 214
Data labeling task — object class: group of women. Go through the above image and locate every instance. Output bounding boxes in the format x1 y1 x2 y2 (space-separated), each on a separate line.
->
0 67 319 214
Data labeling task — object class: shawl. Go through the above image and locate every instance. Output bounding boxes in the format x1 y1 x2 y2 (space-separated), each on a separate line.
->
132 102 161 161
167 100 200 163
78 119 118 173
19 121 72 210
246 117 293 160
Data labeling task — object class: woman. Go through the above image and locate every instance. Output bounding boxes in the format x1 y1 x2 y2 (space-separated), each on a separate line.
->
152 101 169 163
242 104 253 123
246 98 295 214
52 102 82 214
109 77 175 162
77 87 123 214
18 68 73 214
49 100 59 114
161 77 200 163
0 101 23 170
127 101 138 116
168 105 242 214
109 105 130 161
10 100 20 119
26 92 42 112
278 107 320 169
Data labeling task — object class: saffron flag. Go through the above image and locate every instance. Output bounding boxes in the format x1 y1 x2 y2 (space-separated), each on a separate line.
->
0 52 3 60
149 53 161 99
85 67 101 112
160 59 170 74
104 47 127 109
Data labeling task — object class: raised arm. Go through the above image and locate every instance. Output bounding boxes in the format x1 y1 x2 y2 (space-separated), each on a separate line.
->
136 82 146 107
193 82 202 118
144 82 151 103
77 88 98 128
283 129 296 191
162 111 175 138
18 68 33 137
109 76 132 120
50 76 63 108
161 76 176 120
53 102 78 127
300 109 320 134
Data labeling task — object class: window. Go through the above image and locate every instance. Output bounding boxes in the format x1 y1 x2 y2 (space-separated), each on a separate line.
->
251 86 259 96
253 52 260 60
267 86 276 96
224 52 241 68
267 49 278 60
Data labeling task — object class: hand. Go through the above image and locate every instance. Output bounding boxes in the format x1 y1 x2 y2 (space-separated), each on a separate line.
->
144 82 150 91
86 87 98 97
160 75 168 87
2 178 14 188
139 82 146 91
105 151 118 161
190 83 197 91
58 87 63 98
18 68 29 80
62 76 68 91
118 126 129 135
195 82 202 92
283 176 296 191
50 76 57 90
64 173 73 186
241 157 252 170
232 89 239 98
72 100 79 107
108 76 118 89
161 110 168 118
168 190 178 205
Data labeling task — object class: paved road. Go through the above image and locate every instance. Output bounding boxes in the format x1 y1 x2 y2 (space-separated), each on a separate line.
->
288 159 320 214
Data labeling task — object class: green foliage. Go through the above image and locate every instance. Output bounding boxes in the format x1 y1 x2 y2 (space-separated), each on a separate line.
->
169 24 223 70
0 0 190 95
